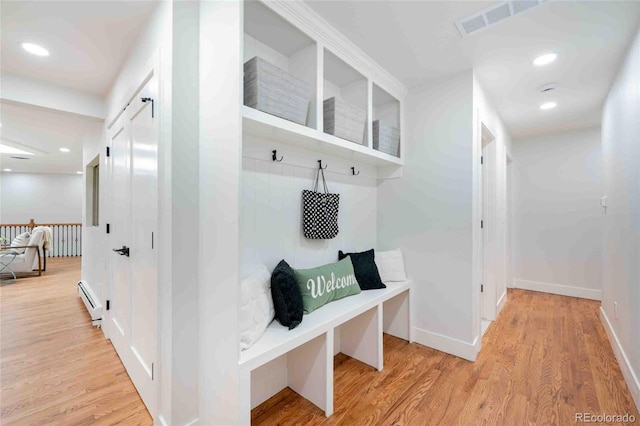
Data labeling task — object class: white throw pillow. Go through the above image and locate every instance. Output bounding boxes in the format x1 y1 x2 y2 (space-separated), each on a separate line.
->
10 232 31 254
375 249 407 282
239 265 275 351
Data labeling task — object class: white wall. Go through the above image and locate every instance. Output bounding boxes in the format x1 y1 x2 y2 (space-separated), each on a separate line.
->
82 2 246 424
601 27 640 410
241 137 378 275
377 71 478 360
512 127 603 300
81 1 190 424
0 172 83 223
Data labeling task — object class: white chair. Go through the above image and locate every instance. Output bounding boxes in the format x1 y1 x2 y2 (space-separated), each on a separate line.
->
1 230 45 278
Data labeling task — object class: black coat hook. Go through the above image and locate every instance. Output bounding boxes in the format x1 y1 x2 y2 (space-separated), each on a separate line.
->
272 150 283 162
318 160 328 170
351 167 360 176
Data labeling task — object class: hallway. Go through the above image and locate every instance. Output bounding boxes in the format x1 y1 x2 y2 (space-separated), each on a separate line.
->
1 258 638 424
0 257 151 425
253 290 640 425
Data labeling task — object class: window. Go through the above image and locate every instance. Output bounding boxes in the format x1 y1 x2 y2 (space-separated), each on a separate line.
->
92 164 99 226
86 155 100 227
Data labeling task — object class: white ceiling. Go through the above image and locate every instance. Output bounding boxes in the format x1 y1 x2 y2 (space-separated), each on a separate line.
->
1 0 157 96
1 0 638 177
0 101 101 174
1 1 156 174
306 0 640 138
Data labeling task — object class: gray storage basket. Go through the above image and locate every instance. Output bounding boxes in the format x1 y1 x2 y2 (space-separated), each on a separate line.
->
244 56 312 126
373 119 400 157
323 97 366 145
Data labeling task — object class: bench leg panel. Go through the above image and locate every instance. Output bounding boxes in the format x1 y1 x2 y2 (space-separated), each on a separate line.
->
383 290 411 342
240 368 251 425
340 306 382 370
287 331 333 416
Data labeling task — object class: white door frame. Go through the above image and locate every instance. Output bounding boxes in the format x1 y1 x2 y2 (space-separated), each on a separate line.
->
480 123 497 322
506 154 513 289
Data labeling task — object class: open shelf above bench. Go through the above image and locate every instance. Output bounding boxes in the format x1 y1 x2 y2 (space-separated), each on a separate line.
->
243 106 403 167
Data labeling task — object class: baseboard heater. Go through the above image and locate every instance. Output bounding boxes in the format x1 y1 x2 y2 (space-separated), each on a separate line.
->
77 280 102 327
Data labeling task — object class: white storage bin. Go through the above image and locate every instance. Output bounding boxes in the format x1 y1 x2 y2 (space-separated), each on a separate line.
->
373 119 400 157
244 56 312 126
323 97 366 144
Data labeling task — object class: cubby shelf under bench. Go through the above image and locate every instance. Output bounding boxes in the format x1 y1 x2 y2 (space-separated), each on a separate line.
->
239 280 412 424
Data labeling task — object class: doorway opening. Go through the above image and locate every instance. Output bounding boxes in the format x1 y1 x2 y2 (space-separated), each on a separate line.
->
481 123 496 335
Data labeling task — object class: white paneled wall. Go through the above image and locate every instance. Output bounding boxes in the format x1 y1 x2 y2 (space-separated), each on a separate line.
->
241 136 377 276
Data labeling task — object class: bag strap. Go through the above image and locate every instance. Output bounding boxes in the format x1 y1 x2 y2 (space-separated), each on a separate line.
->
312 165 330 193
319 167 329 193
313 167 321 192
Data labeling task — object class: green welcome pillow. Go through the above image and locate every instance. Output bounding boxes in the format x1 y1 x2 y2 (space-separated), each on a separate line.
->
294 257 362 314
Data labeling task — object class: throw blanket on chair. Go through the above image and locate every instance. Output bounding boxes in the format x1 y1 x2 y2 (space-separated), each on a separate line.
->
32 226 52 252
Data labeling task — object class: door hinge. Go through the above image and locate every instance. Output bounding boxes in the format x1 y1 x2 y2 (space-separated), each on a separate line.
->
151 232 154 249
141 97 155 118
481 220 484 229
106 300 110 311
481 156 484 165
151 363 154 380
106 223 110 234
481 284 484 293
106 146 110 157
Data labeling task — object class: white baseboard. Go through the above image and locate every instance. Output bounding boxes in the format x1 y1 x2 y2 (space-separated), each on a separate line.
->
496 291 507 316
599 307 640 412
514 279 601 301
412 327 480 362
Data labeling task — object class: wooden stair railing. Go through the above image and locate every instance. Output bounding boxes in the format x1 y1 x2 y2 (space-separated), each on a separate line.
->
0 219 83 258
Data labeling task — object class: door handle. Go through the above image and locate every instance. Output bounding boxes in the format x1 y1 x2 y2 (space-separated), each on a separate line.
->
112 246 130 257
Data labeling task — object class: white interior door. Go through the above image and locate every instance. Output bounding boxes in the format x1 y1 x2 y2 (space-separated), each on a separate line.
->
108 77 158 417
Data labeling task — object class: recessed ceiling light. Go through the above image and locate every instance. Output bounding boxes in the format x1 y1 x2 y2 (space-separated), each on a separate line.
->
3 169 12 172
76 171 83 175
0 144 34 155
21 42 50 57
540 102 557 110
59 147 70 153
533 53 557 66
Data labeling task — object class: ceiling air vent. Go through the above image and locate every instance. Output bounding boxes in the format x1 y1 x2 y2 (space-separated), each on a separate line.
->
456 0 549 37
10 156 31 160
511 0 539 14
461 15 487 34
486 4 511 25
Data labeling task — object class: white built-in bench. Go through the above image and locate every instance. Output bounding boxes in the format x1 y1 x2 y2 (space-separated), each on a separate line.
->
239 280 412 424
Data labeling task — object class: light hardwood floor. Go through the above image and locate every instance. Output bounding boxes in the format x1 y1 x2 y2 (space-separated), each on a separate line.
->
253 289 640 425
2 259 638 425
0 257 152 425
